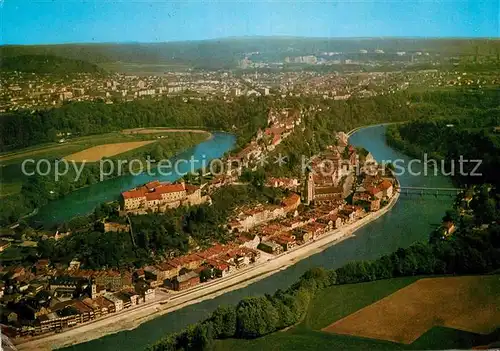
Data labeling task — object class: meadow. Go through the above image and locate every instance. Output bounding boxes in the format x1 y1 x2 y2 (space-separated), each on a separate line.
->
63 140 156 162
214 276 500 351
0 130 209 197
323 275 500 344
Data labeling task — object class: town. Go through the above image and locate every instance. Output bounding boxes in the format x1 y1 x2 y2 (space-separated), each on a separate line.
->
0 111 400 338
2 60 497 112
2 3 500 350
1 47 497 343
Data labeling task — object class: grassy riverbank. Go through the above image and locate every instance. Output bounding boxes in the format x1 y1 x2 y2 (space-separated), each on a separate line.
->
213 275 500 351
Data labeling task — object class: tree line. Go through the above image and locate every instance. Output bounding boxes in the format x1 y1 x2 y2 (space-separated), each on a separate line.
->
0 54 104 74
0 95 269 152
386 108 500 187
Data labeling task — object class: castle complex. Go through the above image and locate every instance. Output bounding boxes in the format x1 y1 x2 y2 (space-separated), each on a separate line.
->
120 180 208 214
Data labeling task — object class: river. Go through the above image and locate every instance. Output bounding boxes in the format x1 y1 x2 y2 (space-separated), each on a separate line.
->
31 132 236 227
60 125 454 351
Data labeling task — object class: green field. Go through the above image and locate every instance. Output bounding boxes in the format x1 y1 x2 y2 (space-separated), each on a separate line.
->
0 131 195 165
0 130 209 197
214 276 500 351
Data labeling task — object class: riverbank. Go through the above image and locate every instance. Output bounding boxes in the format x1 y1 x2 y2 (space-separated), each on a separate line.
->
15 185 400 351
346 121 406 137
25 132 235 227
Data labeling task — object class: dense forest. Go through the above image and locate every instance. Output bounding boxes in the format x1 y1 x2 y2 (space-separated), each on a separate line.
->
0 55 104 74
148 184 500 351
0 96 269 152
386 107 500 187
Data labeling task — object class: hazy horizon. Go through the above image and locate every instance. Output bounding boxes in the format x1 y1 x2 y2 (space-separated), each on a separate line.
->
3 0 498 45
2 35 499 47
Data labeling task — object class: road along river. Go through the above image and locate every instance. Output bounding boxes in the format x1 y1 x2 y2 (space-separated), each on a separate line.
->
21 124 454 351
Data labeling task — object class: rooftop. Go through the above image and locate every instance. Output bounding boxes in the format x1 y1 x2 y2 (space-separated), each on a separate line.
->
176 271 199 283
122 181 186 200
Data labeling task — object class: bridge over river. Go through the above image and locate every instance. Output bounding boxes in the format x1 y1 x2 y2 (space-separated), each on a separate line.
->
397 186 463 197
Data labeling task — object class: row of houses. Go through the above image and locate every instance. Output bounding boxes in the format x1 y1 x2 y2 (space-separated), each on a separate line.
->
244 201 367 255
34 286 155 334
265 177 300 191
353 175 395 211
256 108 301 152
221 108 303 176
53 269 134 293
228 193 301 233
142 243 262 291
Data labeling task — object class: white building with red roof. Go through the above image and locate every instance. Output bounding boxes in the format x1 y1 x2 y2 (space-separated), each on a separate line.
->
120 180 207 214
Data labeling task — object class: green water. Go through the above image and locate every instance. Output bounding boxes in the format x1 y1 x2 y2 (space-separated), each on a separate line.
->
31 132 236 227
60 125 454 351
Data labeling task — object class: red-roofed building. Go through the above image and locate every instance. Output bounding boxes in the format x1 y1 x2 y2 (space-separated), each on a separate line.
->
172 271 200 291
120 181 206 213
206 259 231 276
273 233 296 251
282 193 301 212
266 177 299 190
379 179 394 198
366 186 384 200
237 234 260 250
145 180 161 191
259 223 287 240
353 192 381 212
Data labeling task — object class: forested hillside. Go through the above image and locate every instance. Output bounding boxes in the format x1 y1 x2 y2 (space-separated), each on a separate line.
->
266 88 500 177
0 96 269 152
1 38 498 68
0 54 104 74
386 108 500 186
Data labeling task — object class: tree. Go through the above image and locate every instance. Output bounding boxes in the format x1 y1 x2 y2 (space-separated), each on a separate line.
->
151 144 164 161
199 268 212 283
236 297 279 338
211 305 237 339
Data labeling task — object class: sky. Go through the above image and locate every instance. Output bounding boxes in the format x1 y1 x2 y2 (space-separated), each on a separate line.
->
2 0 499 45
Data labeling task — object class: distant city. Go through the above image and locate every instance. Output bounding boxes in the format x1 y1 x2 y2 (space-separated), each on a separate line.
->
2 47 498 112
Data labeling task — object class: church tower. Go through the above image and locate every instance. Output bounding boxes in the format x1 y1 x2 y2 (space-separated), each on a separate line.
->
305 169 315 205
90 278 97 299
